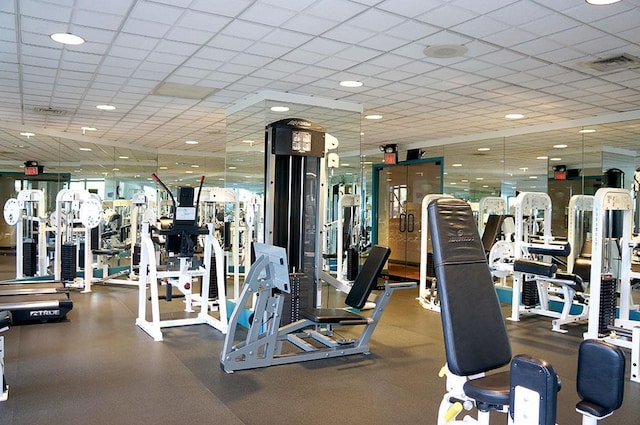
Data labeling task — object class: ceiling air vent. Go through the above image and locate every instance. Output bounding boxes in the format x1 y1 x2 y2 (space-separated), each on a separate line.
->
33 106 68 115
582 53 640 72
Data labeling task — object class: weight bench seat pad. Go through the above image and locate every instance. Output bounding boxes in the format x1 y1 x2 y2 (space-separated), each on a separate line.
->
513 259 557 277
299 308 368 324
299 245 390 324
576 339 625 418
463 371 511 408
428 198 512 377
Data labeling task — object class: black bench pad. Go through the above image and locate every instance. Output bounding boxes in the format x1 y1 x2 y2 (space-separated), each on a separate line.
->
463 371 511 408
299 308 368 324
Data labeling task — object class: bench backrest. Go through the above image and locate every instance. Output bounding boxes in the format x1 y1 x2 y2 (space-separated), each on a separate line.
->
428 198 511 376
345 245 391 310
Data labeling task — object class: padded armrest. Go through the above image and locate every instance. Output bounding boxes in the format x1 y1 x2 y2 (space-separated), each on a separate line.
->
552 272 584 292
513 259 557 277
576 339 625 416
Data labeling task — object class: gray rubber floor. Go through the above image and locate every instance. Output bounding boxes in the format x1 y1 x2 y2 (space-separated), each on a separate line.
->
0 255 638 424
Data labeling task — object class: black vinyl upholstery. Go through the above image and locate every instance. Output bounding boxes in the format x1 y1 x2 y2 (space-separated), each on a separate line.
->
576 339 625 418
299 245 390 323
481 214 508 253
428 198 512 377
345 245 390 309
510 354 559 425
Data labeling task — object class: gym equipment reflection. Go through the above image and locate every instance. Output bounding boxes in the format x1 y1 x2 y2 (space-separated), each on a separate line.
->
373 158 442 280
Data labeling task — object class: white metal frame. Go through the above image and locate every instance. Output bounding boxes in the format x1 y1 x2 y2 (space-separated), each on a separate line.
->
198 187 241 300
584 188 639 383
477 196 507 236
13 189 48 278
136 222 228 341
567 195 594 274
53 189 101 292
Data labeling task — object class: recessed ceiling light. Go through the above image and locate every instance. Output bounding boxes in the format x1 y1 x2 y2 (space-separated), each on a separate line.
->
537 156 548 160
119 156 128 159
159 166 168 170
228 166 237 170
191 164 199 168
339 80 363 88
505 113 525 120
451 182 457 185
20 132 35 138
461 179 469 183
360 132 364 136
579 129 596 133
50 33 85 45
185 170 193 174
242 140 254 144
550 157 562 161
96 104 116 111
81 126 96 131
79 147 92 151
452 163 462 167
423 44 468 58
476 177 484 181
530 176 538 179
270 106 289 112
364 114 383 120
586 0 621 4
185 140 198 145
112 168 119 171
553 144 568 149
477 147 490 151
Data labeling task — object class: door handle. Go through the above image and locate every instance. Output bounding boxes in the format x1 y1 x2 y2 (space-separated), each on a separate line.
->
399 213 406 232
407 213 415 233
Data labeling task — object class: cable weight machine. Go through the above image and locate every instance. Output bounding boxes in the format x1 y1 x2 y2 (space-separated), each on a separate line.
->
3 189 48 278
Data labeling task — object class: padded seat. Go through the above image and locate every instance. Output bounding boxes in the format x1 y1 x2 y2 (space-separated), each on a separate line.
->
463 371 511 409
299 245 390 325
554 272 584 292
299 308 368 324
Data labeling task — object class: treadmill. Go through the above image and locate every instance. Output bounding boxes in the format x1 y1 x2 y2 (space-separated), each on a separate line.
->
0 280 73 324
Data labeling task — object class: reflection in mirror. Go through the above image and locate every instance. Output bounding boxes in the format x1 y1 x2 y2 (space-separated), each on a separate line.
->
442 138 506 202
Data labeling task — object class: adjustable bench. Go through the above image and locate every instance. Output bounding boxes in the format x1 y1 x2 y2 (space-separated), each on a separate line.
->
428 198 625 424
221 244 415 373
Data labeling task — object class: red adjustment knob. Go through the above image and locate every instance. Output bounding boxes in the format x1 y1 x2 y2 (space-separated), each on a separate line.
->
184 282 191 290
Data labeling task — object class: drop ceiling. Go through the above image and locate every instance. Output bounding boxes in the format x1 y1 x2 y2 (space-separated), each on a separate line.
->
1 0 639 184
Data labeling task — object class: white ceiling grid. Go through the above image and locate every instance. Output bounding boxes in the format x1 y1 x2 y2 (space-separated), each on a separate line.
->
0 0 638 175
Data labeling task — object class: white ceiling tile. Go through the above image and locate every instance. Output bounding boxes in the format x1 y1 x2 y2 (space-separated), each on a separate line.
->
230 53 272 68
484 28 539 48
334 45 380 62
376 0 441 18
520 14 579 37
416 4 476 28
20 0 72 21
130 2 184 26
452 16 510 39
385 20 440 42
260 28 314 48
122 18 170 38
305 0 367 21
239 3 298 26
282 13 338 36
314 56 359 71
347 8 405 32
189 0 253 17
322 24 375 44
165 26 213 45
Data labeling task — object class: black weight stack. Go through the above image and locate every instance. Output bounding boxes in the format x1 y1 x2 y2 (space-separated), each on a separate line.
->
522 279 539 307
598 275 617 335
346 247 358 281
23 239 37 276
61 242 77 282
209 254 227 300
